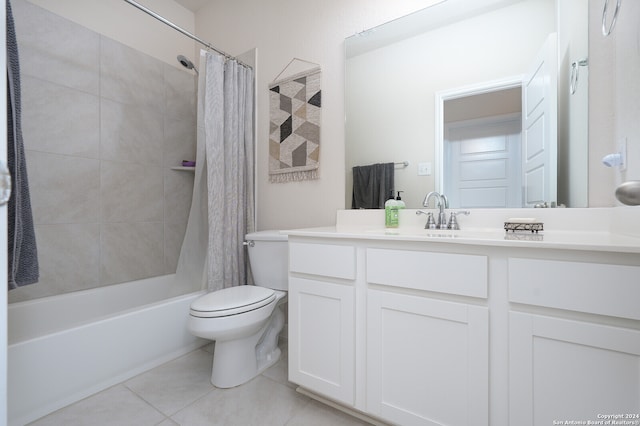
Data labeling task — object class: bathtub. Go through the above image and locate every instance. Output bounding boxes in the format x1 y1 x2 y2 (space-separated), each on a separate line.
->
7 274 206 426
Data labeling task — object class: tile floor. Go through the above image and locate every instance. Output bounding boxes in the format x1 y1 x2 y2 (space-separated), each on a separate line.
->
29 342 370 426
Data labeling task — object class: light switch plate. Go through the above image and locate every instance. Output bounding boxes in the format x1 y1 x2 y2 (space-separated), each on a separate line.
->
418 162 432 176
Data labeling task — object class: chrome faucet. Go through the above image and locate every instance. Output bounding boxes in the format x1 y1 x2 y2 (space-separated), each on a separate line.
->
422 191 448 229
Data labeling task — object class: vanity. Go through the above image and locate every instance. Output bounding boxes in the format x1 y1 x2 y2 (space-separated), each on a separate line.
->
319 0 640 422
285 208 640 426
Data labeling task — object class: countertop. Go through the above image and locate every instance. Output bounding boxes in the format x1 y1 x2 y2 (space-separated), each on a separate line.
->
284 226 640 253
283 208 640 254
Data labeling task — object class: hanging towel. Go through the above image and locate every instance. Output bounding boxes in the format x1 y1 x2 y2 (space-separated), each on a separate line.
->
7 0 39 289
351 162 394 209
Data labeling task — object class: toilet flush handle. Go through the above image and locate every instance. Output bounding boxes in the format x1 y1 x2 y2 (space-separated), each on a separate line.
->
243 240 255 247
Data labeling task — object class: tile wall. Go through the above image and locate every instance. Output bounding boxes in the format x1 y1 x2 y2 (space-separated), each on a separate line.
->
9 0 197 302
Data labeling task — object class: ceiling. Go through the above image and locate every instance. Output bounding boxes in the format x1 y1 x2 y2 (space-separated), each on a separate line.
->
174 0 211 12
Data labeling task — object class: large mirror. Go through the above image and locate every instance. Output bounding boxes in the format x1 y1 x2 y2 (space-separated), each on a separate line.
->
345 0 589 209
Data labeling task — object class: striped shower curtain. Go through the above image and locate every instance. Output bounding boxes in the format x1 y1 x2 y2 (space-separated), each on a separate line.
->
176 50 255 292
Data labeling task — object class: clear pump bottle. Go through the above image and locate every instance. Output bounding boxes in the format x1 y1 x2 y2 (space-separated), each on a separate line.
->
395 191 406 209
384 191 399 228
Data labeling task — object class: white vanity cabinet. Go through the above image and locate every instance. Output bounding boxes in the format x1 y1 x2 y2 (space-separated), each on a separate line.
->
509 313 640 425
365 248 489 426
288 241 357 406
288 238 491 426
507 257 640 426
287 229 640 426
367 291 488 425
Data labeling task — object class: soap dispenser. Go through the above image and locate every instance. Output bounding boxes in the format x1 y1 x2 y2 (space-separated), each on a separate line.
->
395 191 406 209
385 191 399 228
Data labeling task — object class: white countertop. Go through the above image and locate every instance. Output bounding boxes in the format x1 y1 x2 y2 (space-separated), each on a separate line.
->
283 208 640 254
285 226 640 253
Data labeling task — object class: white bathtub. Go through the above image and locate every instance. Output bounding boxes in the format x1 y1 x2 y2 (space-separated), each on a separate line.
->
7 274 205 426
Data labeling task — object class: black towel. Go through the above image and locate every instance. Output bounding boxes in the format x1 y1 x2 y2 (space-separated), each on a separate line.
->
7 0 39 289
351 162 394 209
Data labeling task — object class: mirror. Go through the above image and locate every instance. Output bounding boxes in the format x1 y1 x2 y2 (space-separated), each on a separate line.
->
345 0 589 209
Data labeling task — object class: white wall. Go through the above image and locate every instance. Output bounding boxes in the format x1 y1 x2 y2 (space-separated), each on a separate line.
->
586 0 640 206
557 0 588 208
588 0 617 207
24 0 196 68
195 0 443 230
444 88 521 123
612 1 640 190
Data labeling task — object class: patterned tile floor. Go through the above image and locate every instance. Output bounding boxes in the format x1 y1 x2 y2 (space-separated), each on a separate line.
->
29 343 370 426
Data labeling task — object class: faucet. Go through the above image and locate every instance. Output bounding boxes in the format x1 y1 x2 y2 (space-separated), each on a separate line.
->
422 191 448 229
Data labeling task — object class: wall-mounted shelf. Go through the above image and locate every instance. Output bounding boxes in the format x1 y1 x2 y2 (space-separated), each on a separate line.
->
171 166 195 172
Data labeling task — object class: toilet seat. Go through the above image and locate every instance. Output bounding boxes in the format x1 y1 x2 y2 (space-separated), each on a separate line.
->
190 286 276 318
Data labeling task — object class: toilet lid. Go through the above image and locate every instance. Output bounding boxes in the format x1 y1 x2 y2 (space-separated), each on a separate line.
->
190 286 276 318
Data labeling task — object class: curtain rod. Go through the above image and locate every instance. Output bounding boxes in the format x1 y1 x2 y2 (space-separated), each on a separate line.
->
123 0 251 69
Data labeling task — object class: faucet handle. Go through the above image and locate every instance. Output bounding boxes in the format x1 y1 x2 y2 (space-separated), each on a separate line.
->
447 210 470 230
426 213 436 229
416 210 437 229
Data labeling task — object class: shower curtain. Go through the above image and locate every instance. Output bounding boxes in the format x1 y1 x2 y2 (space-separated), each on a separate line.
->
176 50 255 292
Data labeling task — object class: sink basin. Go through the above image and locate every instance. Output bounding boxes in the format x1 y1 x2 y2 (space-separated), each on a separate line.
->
365 227 502 239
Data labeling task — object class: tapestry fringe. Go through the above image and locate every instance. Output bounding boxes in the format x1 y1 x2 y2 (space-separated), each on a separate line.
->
269 169 318 183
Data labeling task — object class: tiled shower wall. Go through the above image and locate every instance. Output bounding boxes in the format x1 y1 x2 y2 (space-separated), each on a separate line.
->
9 0 197 302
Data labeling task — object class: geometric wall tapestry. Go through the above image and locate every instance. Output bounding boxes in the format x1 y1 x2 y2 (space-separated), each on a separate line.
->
268 67 321 183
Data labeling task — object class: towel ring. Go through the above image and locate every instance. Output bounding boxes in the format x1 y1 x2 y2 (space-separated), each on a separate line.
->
602 0 622 37
570 58 588 95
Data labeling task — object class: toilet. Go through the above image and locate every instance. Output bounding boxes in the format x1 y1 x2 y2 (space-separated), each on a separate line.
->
188 230 288 388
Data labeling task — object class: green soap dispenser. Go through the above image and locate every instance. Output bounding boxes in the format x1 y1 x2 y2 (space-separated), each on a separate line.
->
385 190 399 228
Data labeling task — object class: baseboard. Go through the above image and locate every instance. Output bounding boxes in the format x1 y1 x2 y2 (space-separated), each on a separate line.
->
295 386 389 426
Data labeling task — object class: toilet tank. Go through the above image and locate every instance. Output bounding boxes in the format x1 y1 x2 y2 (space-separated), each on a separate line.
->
245 230 288 291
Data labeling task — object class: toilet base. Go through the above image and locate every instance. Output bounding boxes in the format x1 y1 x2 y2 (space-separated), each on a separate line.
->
210 303 285 388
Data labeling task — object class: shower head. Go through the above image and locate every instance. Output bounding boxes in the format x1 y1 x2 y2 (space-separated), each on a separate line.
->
177 54 198 74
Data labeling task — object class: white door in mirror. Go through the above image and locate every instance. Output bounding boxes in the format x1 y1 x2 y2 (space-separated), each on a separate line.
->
522 33 558 207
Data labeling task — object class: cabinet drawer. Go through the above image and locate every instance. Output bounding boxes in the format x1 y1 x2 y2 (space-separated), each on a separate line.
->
509 258 640 320
289 242 356 280
366 248 487 298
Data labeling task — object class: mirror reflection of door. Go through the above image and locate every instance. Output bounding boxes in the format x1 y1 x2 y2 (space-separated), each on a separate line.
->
441 33 559 209
522 32 558 207
443 88 522 208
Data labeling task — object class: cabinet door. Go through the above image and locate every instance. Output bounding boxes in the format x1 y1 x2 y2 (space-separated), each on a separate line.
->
510 312 640 426
288 277 355 405
367 289 489 426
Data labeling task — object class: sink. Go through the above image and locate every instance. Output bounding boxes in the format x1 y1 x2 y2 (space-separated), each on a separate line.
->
365 227 502 239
